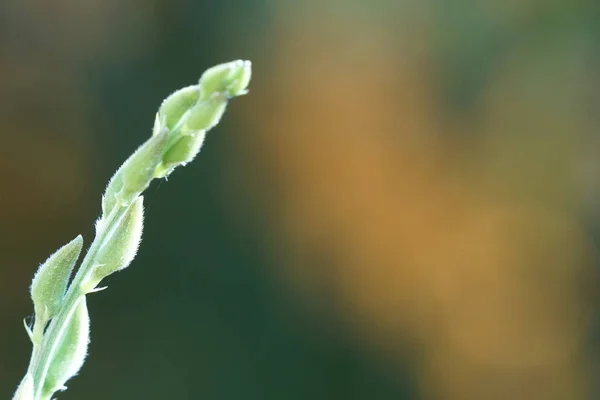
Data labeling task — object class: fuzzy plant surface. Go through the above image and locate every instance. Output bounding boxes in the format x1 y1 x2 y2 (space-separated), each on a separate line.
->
13 60 252 400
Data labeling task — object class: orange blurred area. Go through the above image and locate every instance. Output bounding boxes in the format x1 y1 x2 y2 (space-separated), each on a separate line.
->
1 0 599 399
232 1 600 398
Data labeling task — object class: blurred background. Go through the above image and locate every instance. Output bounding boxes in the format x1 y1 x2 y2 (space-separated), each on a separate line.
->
1 0 600 399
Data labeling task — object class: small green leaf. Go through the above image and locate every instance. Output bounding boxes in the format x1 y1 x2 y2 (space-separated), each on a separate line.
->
42 297 90 397
30 236 83 325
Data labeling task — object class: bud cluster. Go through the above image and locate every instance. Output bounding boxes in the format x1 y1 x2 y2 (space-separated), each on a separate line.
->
16 60 251 400
153 59 252 178
101 60 252 214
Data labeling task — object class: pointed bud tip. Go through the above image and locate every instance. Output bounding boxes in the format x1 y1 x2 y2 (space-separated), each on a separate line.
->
228 60 252 98
199 60 252 99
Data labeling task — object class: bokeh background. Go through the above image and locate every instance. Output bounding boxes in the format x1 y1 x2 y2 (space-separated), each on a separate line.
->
1 0 600 399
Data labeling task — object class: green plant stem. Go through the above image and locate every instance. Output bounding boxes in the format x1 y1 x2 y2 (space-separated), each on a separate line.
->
28 204 129 398
26 318 43 367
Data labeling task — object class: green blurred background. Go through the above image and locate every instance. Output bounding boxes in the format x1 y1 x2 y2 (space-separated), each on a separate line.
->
1 0 600 399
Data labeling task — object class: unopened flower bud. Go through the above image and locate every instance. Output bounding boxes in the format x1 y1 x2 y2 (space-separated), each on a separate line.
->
42 297 90 397
161 131 207 170
102 130 167 216
120 131 167 200
225 60 252 98
158 85 200 132
199 60 252 100
31 236 83 325
186 93 228 132
88 197 144 289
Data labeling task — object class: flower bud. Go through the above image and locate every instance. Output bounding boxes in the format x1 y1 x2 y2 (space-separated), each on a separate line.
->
186 93 228 132
42 296 90 397
89 196 144 288
31 235 83 325
102 130 167 216
199 60 252 100
13 374 34 400
225 60 252 98
160 130 207 170
120 130 167 200
149 60 252 179
158 85 200 132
